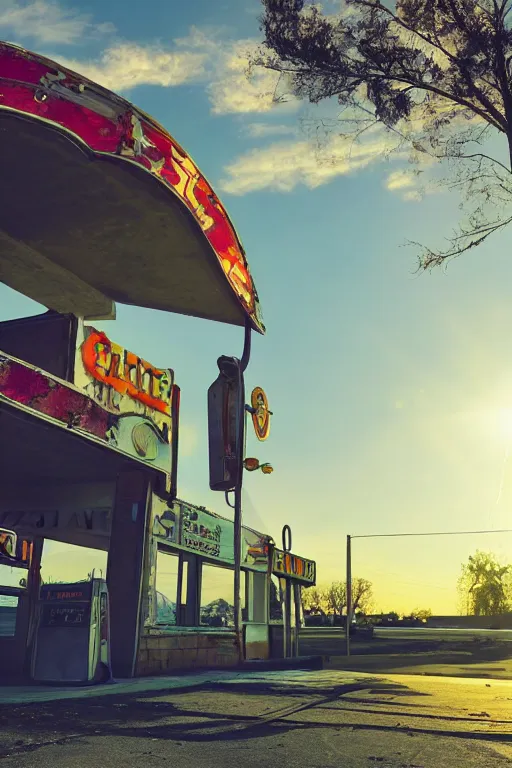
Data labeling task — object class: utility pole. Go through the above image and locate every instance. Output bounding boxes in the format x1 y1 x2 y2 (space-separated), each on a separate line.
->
346 534 352 657
343 527 512 657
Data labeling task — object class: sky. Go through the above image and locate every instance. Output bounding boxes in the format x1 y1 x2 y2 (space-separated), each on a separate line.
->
1 0 512 614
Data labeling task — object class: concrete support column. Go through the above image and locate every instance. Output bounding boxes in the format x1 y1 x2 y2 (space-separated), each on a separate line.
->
107 469 151 678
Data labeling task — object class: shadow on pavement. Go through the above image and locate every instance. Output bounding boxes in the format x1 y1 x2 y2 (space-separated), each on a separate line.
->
0 676 510 759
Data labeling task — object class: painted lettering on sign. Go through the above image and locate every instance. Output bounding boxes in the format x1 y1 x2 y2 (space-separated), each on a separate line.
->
0 509 110 537
182 505 222 543
183 536 221 558
273 549 316 584
178 503 231 561
41 604 90 628
81 329 173 416
42 582 92 602
46 590 86 601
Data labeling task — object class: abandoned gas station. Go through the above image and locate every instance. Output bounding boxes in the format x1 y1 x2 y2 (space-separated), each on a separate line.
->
0 41 316 684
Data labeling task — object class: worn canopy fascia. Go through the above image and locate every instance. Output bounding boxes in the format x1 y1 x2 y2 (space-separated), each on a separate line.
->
0 42 265 333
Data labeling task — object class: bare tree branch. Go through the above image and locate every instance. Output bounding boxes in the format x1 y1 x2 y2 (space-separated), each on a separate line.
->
256 0 512 266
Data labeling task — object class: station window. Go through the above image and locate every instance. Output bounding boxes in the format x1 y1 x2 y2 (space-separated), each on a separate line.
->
155 550 179 625
269 574 283 622
0 594 18 637
241 571 248 622
181 559 188 606
200 563 235 628
0 564 27 590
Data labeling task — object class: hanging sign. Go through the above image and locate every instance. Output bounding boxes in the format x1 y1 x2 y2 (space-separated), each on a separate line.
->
75 327 179 489
81 329 173 416
250 387 271 441
273 549 316 585
179 503 233 561
241 529 271 572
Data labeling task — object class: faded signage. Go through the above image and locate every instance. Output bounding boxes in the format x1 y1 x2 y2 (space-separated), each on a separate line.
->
42 582 92 602
0 529 16 560
0 42 264 333
0 350 177 488
81 328 172 416
44 589 88 602
0 534 33 569
41 604 89 627
180 503 232 562
152 498 178 544
75 328 179 484
0 352 111 439
273 549 316 585
242 529 270 572
151 498 273 570
250 387 271 442
0 509 111 537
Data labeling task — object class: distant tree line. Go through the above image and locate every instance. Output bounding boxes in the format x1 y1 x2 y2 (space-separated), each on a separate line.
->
302 578 374 617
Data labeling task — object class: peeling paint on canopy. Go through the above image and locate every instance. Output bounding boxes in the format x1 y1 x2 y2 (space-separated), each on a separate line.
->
0 41 264 333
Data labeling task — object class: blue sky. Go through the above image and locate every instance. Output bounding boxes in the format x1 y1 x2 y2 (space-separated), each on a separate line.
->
1 0 512 613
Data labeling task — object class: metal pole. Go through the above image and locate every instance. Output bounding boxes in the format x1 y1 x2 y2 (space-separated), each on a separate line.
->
233 321 252 664
284 579 292 657
293 583 301 657
346 534 352 657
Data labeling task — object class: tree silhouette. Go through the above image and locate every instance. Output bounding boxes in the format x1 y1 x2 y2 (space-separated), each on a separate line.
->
411 607 433 621
458 550 512 615
303 578 374 616
325 581 347 617
257 0 512 266
302 585 328 613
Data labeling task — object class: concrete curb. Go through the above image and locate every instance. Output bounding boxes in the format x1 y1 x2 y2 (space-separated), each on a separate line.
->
0 657 324 705
237 655 323 672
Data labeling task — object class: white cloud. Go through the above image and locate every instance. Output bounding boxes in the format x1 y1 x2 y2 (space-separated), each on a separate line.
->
220 131 404 195
0 9 292 111
245 122 297 138
385 167 440 202
403 189 423 202
177 28 296 115
386 169 423 200
0 1 110 45
54 43 206 91
208 41 283 115
386 169 417 192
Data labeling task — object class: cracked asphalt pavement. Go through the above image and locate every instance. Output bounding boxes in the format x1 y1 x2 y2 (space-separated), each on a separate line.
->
0 670 511 767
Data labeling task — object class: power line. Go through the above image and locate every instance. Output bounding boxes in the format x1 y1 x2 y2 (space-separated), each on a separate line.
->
351 528 512 540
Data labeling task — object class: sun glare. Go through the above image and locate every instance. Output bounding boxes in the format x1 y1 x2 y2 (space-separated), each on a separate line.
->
499 408 512 439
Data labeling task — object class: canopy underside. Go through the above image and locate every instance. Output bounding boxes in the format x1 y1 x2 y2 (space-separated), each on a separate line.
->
0 113 246 326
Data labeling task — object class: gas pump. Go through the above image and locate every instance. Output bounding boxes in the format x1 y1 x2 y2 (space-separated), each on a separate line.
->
32 578 111 685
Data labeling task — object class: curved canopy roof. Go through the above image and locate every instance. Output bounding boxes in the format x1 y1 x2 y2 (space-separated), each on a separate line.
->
0 42 264 333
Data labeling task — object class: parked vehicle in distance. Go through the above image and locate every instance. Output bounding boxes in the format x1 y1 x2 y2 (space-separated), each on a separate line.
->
303 611 375 637
369 613 427 628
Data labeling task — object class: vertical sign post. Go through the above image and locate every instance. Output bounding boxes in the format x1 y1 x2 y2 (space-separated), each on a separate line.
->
208 323 252 663
282 525 292 657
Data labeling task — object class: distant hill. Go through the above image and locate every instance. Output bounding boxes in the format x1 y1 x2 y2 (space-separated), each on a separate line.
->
200 598 234 627
156 591 176 624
